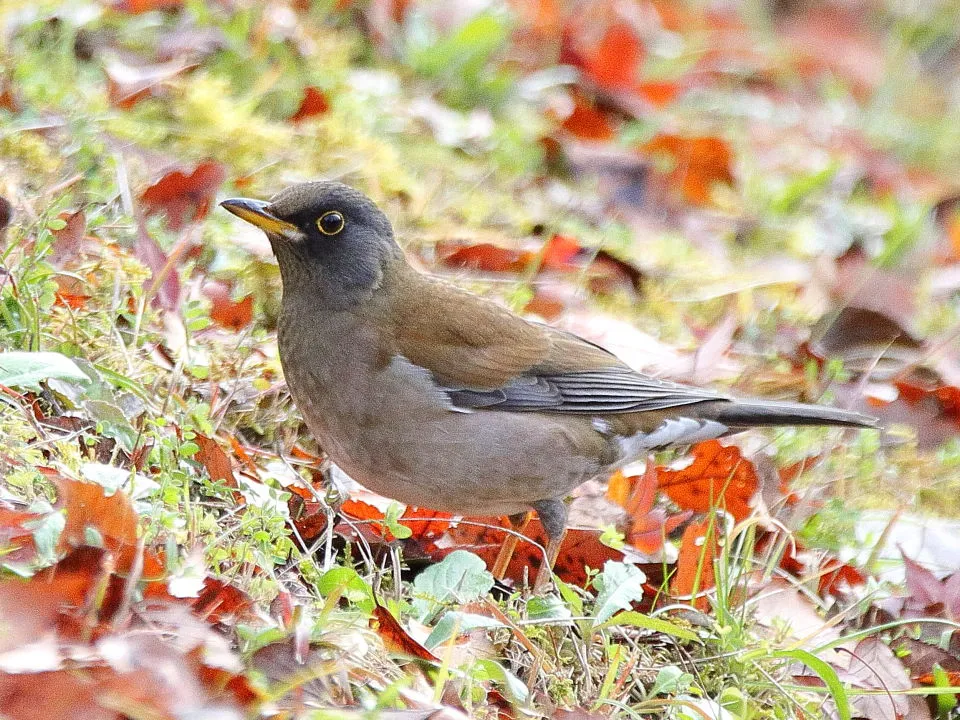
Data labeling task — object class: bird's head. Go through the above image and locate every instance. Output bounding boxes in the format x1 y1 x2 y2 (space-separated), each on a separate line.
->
220 181 402 307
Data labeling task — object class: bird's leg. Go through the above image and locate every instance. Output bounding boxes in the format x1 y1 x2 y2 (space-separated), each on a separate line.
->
491 511 531 581
531 498 568 594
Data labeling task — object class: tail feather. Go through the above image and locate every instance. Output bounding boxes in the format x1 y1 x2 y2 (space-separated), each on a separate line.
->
711 400 878 430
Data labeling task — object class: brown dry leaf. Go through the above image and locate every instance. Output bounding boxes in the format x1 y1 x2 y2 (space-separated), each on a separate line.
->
52 475 141 574
372 603 437 662
0 546 113 652
0 504 43 564
49 210 87 265
133 218 181 311
442 517 627 589
192 578 257 625
193 433 243 505
845 637 912 720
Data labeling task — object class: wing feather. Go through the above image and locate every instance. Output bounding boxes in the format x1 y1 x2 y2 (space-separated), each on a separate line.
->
382 268 727 415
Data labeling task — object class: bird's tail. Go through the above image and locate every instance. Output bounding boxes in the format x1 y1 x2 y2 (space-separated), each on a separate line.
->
712 400 878 430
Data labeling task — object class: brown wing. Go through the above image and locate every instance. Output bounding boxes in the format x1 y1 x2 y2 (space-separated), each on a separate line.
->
381 268 726 413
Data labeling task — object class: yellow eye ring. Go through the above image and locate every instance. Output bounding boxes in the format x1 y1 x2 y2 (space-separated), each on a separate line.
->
317 211 345 235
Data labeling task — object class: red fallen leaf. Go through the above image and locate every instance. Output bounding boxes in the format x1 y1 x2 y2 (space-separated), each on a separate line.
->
0 74 21 113
441 517 625 588
440 242 531 273
778 454 823 503
540 233 582 270
339 499 453 544
0 503 45 564
54 274 92 310
584 22 644 91
894 380 960 423
561 92 615 141
397 505 453 542
917 670 960 686
288 491 328 545
0 546 114 652
670 516 717 611
141 160 227 231
202 281 254 331
636 80 680 108
371 602 437 661
52 474 141 573
288 86 330 123
818 558 866 597
659 440 758 522
112 0 184 12
523 288 566 321
193 578 257 625
641 134 735 206
607 466 692 554
194 433 242 502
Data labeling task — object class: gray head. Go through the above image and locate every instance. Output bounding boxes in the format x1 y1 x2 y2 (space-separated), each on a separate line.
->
221 181 402 309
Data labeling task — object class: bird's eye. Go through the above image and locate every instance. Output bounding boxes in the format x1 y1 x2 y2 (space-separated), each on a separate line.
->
317 211 345 236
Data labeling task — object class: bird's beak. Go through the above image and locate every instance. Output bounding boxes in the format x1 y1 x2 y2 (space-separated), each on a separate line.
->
220 198 299 235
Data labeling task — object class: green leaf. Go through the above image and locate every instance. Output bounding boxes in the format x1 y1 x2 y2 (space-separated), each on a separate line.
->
592 561 646 625
316 566 374 612
527 594 572 622
648 665 694 697
0 351 89 390
425 611 505 649
771 649 850 720
472 658 528 703
412 550 494 621
594 610 698 642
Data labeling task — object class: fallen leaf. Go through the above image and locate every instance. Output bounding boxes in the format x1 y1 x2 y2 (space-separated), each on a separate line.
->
202 281 254 331
112 0 185 13
372 602 437 661
105 58 196 109
194 433 240 493
611 465 693 554
659 440 758 522
133 218 180 311
640 133 735 205
442 517 626 588
584 22 644 91
140 160 227 231
50 210 87 265
52 474 141 574
192 578 257 625
670 517 717 611
0 546 114 652
288 86 330 123
560 92 615 141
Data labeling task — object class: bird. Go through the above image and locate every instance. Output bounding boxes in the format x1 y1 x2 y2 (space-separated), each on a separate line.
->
221 181 877 587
